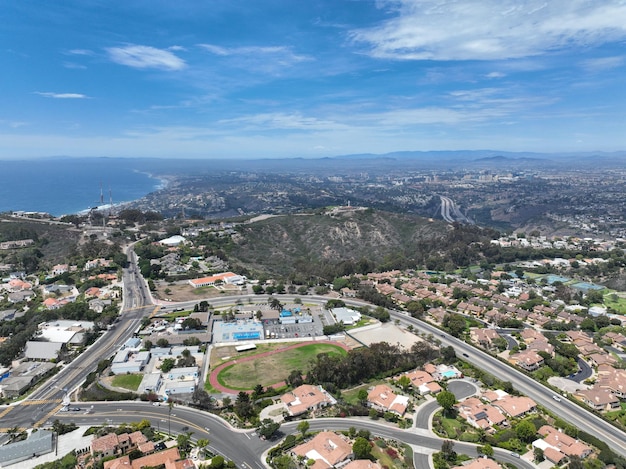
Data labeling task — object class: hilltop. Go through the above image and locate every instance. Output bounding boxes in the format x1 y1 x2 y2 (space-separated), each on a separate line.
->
229 208 495 279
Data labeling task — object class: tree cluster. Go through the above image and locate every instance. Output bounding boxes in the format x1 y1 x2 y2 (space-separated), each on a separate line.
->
306 341 438 389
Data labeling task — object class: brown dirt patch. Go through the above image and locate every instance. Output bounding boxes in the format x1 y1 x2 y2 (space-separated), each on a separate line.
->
153 280 245 303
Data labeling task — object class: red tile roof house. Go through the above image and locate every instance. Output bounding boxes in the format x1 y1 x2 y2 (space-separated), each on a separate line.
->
104 447 191 469
343 460 382 469
509 349 545 371
588 353 618 367
493 395 537 418
576 387 621 411
403 369 442 395
455 397 507 431
597 365 626 399
292 431 353 469
469 328 501 350
188 272 244 287
367 384 409 416
91 431 147 459
281 384 337 417
533 425 593 463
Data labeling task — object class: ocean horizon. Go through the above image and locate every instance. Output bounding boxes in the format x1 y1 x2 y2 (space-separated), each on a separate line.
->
0 158 164 216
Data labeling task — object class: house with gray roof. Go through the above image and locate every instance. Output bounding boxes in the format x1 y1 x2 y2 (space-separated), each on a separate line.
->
0 362 55 397
0 430 53 466
24 341 64 361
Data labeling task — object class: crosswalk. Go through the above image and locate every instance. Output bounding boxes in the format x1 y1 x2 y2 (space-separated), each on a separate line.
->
34 402 65 428
19 399 62 406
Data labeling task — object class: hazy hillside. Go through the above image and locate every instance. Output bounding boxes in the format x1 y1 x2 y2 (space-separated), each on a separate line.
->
0 217 81 271
230 209 453 278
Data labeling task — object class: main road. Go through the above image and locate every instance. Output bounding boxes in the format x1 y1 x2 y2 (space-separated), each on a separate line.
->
3 263 626 461
0 244 156 431
55 401 535 469
200 293 626 457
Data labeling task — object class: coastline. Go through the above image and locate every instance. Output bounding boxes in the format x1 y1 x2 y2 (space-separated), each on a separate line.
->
0 160 172 217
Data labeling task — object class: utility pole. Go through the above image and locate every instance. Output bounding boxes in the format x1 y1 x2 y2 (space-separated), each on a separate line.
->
168 400 174 437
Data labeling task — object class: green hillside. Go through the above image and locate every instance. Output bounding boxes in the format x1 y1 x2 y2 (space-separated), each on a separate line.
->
230 208 477 280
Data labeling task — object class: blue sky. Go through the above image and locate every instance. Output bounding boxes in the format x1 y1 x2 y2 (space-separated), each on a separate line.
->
2 0 626 159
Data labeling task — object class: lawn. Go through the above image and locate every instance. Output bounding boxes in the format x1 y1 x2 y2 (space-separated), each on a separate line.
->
342 381 386 405
603 292 626 314
433 411 467 439
111 374 143 391
159 311 192 320
371 441 406 469
210 342 299 368
216 343 348 390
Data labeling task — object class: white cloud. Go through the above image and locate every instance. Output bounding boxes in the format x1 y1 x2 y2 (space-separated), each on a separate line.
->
486 71 506 79
580 56 625 71
198 44 229 56
218 112 341 131
67 49 93 56
34 92 89 99
198 44 310 63
106 44 186 71
351 0 626 61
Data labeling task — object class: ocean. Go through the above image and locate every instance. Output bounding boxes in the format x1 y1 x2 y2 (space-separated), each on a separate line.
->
0 157 164 216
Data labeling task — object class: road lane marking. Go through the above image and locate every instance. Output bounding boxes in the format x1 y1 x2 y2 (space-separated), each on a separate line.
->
35 403 65 428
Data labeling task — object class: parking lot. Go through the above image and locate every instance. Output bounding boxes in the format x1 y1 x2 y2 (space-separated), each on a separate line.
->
262 311 326 339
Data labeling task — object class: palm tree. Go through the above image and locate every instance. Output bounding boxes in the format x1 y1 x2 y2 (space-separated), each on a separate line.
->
269 298 283 312
197 438 210 459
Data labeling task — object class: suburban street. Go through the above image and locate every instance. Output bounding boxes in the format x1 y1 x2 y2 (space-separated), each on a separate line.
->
2 267 626 463
54 401 536 469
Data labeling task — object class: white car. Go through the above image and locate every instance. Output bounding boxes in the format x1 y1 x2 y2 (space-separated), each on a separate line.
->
153 402 161 406
552 395 561 402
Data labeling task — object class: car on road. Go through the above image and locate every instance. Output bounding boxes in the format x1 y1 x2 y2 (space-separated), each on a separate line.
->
552 395 561 402
462 353 469 357
510 452 520 458
153 402 161 406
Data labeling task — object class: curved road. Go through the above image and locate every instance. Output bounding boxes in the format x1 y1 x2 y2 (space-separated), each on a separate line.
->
3 274 626 463
55 401 535 469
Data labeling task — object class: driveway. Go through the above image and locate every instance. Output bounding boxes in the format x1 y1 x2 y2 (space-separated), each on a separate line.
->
414 379 478 430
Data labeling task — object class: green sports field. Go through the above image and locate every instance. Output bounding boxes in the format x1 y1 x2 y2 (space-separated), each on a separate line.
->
216 343 347 390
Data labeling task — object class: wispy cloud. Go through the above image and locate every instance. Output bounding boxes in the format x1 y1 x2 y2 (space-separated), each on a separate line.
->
218 112 341 131
580 56 625 72
34 92 89 99
106 44 186 71
198 44 310 64
0 120 28 128
67 49 93 56
63 62 87 70
486 71 506 79
351 0 626 61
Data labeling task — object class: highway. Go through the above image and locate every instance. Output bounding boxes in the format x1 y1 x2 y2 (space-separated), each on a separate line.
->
439 195 472 224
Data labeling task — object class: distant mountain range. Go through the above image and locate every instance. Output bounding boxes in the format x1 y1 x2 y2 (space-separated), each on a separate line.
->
332 149 626 163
